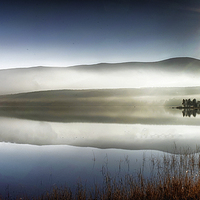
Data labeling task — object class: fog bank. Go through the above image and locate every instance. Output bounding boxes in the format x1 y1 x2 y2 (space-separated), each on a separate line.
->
0 57 200 95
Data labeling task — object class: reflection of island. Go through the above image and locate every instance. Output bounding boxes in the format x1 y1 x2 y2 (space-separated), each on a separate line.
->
182 109 200 117
0 94 200 150
176 99 200 117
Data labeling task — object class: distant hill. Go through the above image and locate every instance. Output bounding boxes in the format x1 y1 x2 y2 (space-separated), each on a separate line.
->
1 86 200 107
0 57 200 95
71 57 200 72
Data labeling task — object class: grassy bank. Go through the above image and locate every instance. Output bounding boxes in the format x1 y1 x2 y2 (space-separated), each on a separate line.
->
5 148 200 200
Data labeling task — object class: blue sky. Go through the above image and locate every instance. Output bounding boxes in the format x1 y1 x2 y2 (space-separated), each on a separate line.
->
1 0 200 69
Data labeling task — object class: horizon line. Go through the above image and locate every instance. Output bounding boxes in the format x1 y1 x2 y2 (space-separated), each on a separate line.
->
0 56 199 71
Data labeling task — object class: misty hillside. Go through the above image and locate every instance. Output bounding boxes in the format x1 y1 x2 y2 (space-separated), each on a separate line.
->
0 57 200 95
1 87 200 107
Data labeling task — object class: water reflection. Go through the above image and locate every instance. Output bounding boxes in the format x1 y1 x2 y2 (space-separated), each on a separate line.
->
0 89 200 197
0 114 200 153
182 108 200 117
0 92 200 152
0 143 156 198
0 105 199 125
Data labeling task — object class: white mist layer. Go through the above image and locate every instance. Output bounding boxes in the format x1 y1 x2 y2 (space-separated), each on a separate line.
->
0 58 200 95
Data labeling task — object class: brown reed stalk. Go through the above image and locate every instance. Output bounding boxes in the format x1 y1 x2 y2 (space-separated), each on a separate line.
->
6 148 200 200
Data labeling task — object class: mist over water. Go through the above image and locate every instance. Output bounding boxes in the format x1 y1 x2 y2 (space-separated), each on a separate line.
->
0 106 199 152
0 88 200 151
2 0 200 196
1 58 200 197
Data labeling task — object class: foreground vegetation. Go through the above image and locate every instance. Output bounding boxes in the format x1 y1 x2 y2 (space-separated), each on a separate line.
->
5 148 200 200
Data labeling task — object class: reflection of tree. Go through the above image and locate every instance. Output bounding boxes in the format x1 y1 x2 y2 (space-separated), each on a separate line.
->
182 108 200 117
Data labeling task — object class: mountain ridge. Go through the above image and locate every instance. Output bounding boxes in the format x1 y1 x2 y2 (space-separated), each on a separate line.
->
1 57 199 71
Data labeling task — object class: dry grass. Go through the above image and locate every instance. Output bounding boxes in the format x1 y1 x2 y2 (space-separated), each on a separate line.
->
5 148 200 200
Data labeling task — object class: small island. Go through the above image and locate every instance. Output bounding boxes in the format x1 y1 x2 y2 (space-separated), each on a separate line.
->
176 99 200 117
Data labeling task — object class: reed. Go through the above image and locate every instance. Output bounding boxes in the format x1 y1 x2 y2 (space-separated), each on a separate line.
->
7 148 200 199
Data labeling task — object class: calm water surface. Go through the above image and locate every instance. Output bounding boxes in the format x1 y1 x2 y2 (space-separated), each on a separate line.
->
0 103 199 197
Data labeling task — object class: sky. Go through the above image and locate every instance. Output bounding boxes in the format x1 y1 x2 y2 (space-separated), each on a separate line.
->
1 0 200 69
